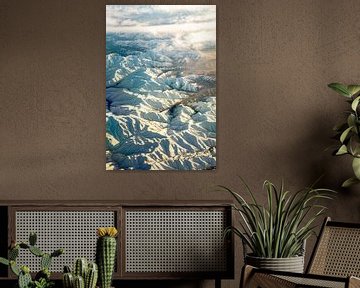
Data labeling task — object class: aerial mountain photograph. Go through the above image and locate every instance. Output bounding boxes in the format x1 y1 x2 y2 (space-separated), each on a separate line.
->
106 5 216 170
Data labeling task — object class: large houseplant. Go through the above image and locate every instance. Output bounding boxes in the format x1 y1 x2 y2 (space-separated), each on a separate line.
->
221 179 334 272
328 83 360 187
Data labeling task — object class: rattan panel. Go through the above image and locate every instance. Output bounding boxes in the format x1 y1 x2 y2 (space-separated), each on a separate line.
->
125 210 227 273
277 275 345 288
15 211 115 272
310 226 360 277
249 273 297 288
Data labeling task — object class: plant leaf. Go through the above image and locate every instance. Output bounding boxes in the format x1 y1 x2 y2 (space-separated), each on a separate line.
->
328 83 351 97
342 177 360 188
10 261 20 276
0 257 9 266
352 96 360 111
349 135 360 156
352 157 360 179
348 85 360 97
221 179 335 258
340 127 353 143
238 176 259 206
347 114 357 129
336 145 348 155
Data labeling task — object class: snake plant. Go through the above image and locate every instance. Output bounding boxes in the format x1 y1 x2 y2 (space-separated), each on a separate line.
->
221 179 335 258
328 83 360 187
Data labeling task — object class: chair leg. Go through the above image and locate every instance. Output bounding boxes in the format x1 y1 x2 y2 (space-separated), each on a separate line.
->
215 278 221 288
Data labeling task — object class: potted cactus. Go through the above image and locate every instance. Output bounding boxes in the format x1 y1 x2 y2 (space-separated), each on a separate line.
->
96 227 118 288
0 232 64 288
62 258 98 288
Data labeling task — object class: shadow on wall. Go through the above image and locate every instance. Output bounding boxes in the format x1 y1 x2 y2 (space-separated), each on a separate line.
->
267 110 354 192
293 113 360 265
303 114 349 189
263 110 360 266
303 114 360 222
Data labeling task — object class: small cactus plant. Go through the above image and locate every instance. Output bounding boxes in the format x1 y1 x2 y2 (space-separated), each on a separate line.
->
63 266 74 288
85 262 98 288
74 258 88 280
62 259 98 288
19 266 32 288
96 227 118 288
0 232 63 288
73 275 85 288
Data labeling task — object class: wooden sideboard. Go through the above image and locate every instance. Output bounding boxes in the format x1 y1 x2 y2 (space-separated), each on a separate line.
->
0 201 234 288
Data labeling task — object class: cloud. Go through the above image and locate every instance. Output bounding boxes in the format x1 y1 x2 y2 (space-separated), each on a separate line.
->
106 5 216 36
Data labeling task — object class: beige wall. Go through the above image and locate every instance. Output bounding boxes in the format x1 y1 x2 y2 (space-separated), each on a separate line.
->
1 0 360 287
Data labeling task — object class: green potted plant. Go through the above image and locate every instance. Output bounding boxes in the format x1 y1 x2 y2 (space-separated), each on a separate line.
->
0 232 64 288
62 258 98 288
96 227 118 288
220 179 334 273
328 82 360 187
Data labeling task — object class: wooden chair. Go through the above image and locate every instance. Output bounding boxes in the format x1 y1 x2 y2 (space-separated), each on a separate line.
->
241 217 360 288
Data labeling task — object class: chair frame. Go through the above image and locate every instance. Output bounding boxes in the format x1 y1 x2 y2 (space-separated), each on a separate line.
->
241 217 360 288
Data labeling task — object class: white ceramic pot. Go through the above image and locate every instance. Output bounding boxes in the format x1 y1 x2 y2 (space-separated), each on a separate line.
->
245 254 305 273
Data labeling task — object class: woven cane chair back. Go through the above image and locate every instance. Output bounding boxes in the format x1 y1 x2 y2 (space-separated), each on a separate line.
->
308 220 360 278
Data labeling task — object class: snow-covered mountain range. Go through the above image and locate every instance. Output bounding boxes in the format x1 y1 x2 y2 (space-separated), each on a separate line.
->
106 31 216 170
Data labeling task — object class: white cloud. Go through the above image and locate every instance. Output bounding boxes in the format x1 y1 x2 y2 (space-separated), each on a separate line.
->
106 5 216 38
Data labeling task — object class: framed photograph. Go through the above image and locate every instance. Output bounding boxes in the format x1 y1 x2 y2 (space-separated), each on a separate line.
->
106 5 216 170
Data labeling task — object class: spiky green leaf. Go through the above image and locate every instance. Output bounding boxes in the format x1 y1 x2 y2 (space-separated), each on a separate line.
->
222 179 335 258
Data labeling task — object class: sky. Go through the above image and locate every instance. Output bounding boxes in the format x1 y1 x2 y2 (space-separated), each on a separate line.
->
106 5 216 46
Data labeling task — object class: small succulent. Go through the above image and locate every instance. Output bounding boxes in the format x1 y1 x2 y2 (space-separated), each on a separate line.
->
32 278 54 288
